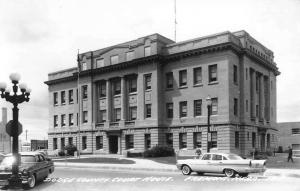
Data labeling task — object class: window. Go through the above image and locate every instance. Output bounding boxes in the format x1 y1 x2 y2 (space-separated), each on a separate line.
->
82 85 88 99
212 154 222 161
114 108 121 121
179 133 187 149
99 110 106 123
166 103 173 118
82 136 87 150
129 107 137 120
233 65 238 84
292 128 300 135
179 70 187 87
110 55 119 65
193 67 202 85
68 137 73 145
81 62 87 71
53 138 57 150
166 72 173 89
76 89 78 103
61 138 65 149
96 58 104 68
202 154 211 160
180 101 187 117
234 98 238 116
76 113 79 125
61 114 66 127
54 115 58 127
256 75 259 92
210 131 217 148
83 111 88 123
125 135 134 149
165 133 173 147
69 90 74 104
235 131 239 148
267 134 270 148
194 100 202 116
69 113 74 126
145 74 151 90
145 104 151 118
113 79 121 95
53 92 58 106
247 132 250 141
61 91 66 105
246 100 248 112
246 68 248 80
126 51 135 61
145 134 151 150
96 136 103 150
128 77 137 93
144 46 151 57
252 132 256 148
209 64 217 82
98 81 106 97
211 98 218 115
193 132 202 148
256 105 259 117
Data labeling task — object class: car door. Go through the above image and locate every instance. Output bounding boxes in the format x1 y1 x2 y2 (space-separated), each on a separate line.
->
194 154 211 172
38 154 49 178
210 154 224 173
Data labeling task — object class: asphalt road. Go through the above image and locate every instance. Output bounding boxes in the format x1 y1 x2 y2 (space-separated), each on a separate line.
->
7 167 300 191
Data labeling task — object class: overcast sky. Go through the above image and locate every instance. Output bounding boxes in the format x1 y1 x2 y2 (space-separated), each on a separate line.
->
0 0 299 141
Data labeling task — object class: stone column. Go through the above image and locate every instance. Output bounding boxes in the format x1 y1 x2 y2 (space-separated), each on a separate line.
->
106 79 112 123
250 69 256 120
121 76 127 121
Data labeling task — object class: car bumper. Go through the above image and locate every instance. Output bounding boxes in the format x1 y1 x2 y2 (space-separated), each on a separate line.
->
243 167 266 173
176 164 182 170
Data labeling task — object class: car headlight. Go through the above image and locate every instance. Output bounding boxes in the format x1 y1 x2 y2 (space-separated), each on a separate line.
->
22 169 29 176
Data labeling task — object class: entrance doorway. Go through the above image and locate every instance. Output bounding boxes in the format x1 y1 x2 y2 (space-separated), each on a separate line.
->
260 133 265 151
109 136 118 154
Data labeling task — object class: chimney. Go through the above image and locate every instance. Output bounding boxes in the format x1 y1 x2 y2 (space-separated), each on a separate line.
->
2 108 7 124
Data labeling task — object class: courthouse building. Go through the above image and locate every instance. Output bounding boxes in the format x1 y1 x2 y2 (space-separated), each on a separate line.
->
45 30 280 156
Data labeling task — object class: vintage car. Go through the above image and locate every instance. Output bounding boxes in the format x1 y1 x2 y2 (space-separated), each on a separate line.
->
0 152 54 188
176 152 266 177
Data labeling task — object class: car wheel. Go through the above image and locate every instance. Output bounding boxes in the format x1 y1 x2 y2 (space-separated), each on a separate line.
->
27 174 36 188
239 173 249 177
224 169 236 178
181 165 192 175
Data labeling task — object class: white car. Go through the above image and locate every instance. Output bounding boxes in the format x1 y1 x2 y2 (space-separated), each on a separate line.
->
176 153 266 177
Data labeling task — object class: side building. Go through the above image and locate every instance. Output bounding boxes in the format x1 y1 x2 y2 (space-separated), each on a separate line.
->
0 108 11 154
277 122 300 156
45 30 280 156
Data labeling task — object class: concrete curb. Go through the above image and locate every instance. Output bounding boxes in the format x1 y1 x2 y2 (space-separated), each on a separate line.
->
54 162 300 178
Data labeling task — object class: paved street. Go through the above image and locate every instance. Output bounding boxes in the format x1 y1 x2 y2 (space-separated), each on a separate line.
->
17 167 300 191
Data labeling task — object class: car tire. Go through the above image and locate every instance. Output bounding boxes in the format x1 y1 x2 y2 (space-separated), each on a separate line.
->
224 169 236 178
181 165 192 175
27 174 36 188
239 173 249 177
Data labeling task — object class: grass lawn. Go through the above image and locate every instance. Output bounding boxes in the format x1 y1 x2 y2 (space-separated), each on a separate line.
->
55 157 135 164
145 153 300 169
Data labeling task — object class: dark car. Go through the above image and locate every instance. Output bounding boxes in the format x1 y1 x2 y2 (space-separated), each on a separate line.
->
0 152 54 188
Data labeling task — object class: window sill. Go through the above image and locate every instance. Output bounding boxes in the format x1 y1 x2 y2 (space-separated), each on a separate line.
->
69 102 74 105
208 81 219 85
99 97 107 99
54 104 58 107
193 83 203 87
145 89 152 92
165 88 174 91
179 86 188 89
129 92 137 95
61 103 66 105
82 98 88 101
113 95 121 98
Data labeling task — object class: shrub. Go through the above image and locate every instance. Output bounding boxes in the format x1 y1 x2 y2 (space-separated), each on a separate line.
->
64 144 77 156
58 150 65 156
127 151 143 158
143 146 175 157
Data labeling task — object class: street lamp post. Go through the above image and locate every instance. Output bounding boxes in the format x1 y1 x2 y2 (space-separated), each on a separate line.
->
206 96 212 153
0 73 31 188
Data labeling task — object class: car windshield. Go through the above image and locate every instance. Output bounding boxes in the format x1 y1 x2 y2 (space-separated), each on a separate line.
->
1 155 36 166
226 154 243 160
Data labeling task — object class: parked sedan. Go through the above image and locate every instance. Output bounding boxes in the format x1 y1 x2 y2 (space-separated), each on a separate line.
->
0 152 54 188
176 153 266 177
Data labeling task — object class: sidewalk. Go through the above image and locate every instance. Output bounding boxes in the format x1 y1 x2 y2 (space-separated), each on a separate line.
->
53 155 300 178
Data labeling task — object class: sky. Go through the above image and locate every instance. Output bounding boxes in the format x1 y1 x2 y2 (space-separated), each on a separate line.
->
0 0 300 141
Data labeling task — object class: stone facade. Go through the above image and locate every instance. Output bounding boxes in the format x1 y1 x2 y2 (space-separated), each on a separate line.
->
277 122 300 155
0 108 11 154
45 31 280 157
